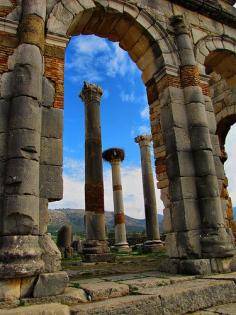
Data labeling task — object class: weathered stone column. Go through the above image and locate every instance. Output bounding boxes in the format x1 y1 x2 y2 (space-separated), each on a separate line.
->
0 0 68 299
103 148 130 252
135 135 162 252
80 82 112 262
170 15 235 271
0 0 46 279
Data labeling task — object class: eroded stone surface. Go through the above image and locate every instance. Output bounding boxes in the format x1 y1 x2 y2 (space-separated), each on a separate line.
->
79 281 129 301
119 277 171 291
0 303 70 315
33 272 69 298
23 287 88 306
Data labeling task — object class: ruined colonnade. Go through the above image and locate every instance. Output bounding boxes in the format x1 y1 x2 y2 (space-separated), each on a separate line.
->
0 0 236 301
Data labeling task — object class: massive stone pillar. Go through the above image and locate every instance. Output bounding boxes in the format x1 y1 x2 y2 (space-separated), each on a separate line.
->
169 15 235 272
80 82 112 262
102 148 130 252
0 0 68 299
135 135 162 252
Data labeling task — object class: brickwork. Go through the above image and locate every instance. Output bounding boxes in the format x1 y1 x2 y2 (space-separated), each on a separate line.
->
45 55 64 109
0 32 17 74
180 66 200 87
157 75 181 92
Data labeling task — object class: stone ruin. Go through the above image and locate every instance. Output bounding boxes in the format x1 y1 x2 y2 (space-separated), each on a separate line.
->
57 224 73 259
0 0 236 303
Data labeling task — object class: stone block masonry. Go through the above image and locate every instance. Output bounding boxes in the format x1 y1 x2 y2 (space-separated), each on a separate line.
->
0 0 235 299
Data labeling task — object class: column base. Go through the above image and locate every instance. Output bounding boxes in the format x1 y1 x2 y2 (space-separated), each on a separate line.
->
114 242 131 253
143 240 164 253
0 235 44 279
201 228 235 258
82 240 115 262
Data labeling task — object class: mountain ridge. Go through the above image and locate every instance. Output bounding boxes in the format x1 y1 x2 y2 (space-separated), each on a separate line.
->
48 208 164 235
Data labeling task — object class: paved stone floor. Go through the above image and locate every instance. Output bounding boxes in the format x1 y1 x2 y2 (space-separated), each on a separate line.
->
1 254 236 314
0 270 236 314
192 303 236 314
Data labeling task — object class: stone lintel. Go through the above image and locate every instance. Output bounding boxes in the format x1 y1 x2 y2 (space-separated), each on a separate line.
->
46 33 69 48
154 64 179 84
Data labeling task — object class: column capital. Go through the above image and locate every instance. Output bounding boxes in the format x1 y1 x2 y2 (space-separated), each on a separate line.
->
80 81 103 103
135 135 152 147
102 148 125 163
170 15 189 35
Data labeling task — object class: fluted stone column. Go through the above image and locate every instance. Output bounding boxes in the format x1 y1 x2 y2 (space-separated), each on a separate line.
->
135 135 162 252
103 148 130 252
80 82 112 262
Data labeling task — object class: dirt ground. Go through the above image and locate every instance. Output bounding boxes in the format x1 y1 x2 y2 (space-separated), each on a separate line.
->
62 251 167 281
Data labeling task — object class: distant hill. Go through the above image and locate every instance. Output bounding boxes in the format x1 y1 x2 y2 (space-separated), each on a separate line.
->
233 207 236 219
48 208 163 235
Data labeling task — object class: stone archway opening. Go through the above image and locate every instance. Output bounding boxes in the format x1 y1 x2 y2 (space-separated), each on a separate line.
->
205 50 236 88
46 1 176 259
205 49 236 242
51 32 164 243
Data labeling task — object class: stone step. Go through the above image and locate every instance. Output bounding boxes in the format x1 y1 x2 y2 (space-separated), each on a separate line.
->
0 303 70 315
70 279 236 315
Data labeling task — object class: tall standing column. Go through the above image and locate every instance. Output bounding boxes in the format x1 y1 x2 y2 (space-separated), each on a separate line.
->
80 82 112 262
103 148 130 252
135 135 162 252
0 0 46 279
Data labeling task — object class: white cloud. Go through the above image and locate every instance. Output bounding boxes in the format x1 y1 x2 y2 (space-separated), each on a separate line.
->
224 124 236 206
140 105 149 120
73 36 110 56
120 91 135 103
65 36 139 83
138 124 151 134
50 158 164 219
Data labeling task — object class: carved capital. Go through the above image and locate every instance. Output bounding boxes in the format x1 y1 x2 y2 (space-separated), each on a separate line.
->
102 148 125 163
135 134 152 147
80 81 103 103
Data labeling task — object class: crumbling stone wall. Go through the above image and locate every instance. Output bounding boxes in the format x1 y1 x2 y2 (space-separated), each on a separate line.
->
0 0 235 288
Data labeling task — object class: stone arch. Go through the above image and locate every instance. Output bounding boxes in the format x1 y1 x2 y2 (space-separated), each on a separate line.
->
46 0 179 83
195 35 236 81
195 35 236 242
45 0 180 214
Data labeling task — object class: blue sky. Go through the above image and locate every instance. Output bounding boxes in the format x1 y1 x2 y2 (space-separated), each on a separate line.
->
63 35 149 166
51 35 162 219
51 34 236 217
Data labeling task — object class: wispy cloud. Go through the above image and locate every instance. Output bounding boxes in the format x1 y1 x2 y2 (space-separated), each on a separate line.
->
51 157 163 218
65 36 138 83
140 105 149 120
120 91 135 103
138 124 151 134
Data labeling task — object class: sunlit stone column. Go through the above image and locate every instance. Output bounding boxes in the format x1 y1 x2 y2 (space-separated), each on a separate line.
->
103 148 130 252
135 135 162 252
80 81 112 262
